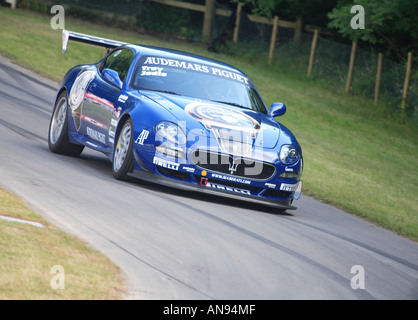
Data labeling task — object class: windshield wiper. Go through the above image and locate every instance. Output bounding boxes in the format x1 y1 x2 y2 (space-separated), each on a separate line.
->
139 88 182 96
210 100 250 110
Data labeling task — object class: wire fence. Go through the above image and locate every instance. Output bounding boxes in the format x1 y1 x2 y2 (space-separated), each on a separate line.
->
210 2 417 123
35 0 418 123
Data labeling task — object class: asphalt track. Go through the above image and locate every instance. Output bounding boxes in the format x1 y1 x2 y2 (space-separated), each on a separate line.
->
0 55 417 300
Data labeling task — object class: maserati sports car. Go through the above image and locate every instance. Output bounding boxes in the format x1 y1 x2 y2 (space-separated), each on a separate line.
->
48 30 303 210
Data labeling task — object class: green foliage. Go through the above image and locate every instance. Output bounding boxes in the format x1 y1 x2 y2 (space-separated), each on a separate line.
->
328 0 397 43
136 2 201 39
25 0 48 13
229 0 337 26
66 6 101 22
230 0 275 17
327 0 418 61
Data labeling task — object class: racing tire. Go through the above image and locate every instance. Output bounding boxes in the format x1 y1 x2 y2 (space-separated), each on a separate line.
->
112 118 134 181
48 91 84 156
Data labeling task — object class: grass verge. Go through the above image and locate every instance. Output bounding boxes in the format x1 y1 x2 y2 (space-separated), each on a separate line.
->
0 187 125 299
0 7 416 245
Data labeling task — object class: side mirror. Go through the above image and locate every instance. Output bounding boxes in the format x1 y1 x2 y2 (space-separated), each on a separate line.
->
269 102 286 117
102 68 123 90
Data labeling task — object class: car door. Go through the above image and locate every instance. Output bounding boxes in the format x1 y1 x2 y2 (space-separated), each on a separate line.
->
81 48 134 147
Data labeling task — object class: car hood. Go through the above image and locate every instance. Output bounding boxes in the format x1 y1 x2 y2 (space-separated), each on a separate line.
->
140 90 282 150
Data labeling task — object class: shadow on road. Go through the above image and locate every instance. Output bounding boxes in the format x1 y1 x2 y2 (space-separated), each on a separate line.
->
76 151 294 217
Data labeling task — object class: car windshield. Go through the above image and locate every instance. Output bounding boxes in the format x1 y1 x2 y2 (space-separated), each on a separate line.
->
131 55 267 114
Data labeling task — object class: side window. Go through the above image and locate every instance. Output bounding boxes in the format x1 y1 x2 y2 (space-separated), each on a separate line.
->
100 49 134 82
99 50 118 73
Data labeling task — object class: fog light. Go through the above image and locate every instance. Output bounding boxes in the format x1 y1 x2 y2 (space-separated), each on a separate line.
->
279 172 298 179
155 145 185 159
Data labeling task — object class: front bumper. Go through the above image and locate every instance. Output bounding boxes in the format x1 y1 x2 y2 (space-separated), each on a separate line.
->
130 132 302 210
128 168 299 210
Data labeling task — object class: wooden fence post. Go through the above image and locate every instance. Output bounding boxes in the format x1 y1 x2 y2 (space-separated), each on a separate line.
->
268 16 279 65
307 29 319 77
345 41 357 94
294 16 303 44
374 53 383 104
202 0 215 39
233 2 242 43
401 51 413 115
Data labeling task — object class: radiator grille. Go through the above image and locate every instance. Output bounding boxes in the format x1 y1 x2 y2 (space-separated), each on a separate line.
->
191 150 275 180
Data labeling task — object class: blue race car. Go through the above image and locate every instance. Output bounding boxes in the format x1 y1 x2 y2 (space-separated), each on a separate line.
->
48 30 303 210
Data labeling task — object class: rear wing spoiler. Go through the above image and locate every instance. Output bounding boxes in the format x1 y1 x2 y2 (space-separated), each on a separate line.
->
62 29 128 54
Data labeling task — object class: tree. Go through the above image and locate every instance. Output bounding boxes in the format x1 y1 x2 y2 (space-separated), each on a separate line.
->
229 0 275 17
327 0 418 61
229 0 337 28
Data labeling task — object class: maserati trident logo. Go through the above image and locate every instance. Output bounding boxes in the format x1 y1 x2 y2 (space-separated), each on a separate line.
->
229 158 240 175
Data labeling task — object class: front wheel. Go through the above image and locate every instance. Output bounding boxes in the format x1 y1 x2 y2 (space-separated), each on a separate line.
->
113 118 134 180
48 91 84 156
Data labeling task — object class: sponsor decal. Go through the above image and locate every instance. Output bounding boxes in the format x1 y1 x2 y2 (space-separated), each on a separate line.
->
182 166 195 173
153 156 179 171
211 173 251 185
279 183 298 192
210 67 249 84
264 182 276 188
109 137 114 144
185 102 261 157
69 70 95 111
185 102 259 131
142 56 249 84
69 70 95 130
204 182 251 195
135 130 149 145
87 127 106 144
108 118 117 139
140 66 167 77
285 167 294 172
118 94 129 103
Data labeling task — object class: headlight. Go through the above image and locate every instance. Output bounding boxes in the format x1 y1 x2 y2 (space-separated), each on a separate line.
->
280 145 299 165
155 121 186 144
